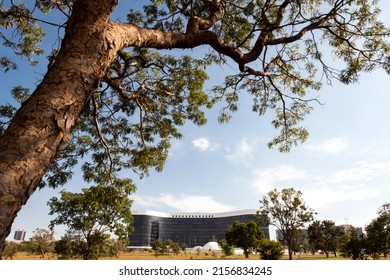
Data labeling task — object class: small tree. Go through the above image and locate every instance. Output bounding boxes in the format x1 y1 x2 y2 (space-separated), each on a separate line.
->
160 239 172 255
151 239 183 257
179 243 187 255
219 240 235 256
151 239 163 257
340 227 368 260
29 228 55 259
1 241 19 260
257 239 284 260
225 221 264 258
54 230 122 259
54 231 83 260
48 178 134 260
259 188 316 260
170 242 181 256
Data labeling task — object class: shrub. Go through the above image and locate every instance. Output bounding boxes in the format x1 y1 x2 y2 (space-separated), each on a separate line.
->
258 239 284 260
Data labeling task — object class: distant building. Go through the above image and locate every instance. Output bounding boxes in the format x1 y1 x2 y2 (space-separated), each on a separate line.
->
13 230 26 241
130 209 269 248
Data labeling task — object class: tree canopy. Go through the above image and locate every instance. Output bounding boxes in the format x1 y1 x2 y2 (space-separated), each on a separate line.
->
28 228 55 259
307 220 344 258
225 220 264 258
364 203 390 259
259 187 316 260
257 239 284 260
47 178 133 259
0 0 389 254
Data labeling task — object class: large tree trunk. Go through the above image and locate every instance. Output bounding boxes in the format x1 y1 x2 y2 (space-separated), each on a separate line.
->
0 0 120 256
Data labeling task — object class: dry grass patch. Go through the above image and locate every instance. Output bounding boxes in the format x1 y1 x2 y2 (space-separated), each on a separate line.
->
8 251 349 260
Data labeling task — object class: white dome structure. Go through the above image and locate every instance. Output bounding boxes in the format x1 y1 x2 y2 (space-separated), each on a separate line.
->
202 242 221 251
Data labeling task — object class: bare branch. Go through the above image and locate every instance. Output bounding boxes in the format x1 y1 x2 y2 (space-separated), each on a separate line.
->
91 95 113 178
135 98 147 147
267 13 337 46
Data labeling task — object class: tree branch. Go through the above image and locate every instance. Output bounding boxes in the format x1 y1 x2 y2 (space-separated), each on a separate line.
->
105 0 343 79
91 95 113 178
266 12 337 46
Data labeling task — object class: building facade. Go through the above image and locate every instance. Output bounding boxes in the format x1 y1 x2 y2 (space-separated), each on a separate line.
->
130 210 269 248
13 230 26 241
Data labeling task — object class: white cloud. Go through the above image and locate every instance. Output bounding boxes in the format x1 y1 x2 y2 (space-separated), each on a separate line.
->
250 160 388 209
328 161 388 182
192 137 210 151
304 187 382 209
251 165 307 194
226 137 257 164
192 137 219 152
131 194 236 213
306 138 348 154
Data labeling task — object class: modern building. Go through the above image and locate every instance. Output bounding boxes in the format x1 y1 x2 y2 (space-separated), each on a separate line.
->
13 230 26 241
129 209 269 248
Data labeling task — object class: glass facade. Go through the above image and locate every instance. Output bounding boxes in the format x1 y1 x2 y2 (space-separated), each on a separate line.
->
130 210 269 248
13 230 26 241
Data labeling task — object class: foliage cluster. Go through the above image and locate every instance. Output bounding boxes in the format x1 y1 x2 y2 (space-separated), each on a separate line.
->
1 241 19 259
339 203 390 260
2 228 57 259
223 220 284 260
218 239 235 256
151 239 187 257
257 239 284 260
259 187 316 260
28 228 55 259
1 229 126 260
46 178 134 259
1 0 389 193
225 221 265 258
53 230 125 260
307 220 345 258
259 188 390 260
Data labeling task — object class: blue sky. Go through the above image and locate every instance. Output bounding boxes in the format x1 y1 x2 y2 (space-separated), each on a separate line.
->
2 1 390 240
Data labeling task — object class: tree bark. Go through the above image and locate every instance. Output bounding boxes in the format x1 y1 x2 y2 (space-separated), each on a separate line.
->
287 236 294 260
0 0 120 256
